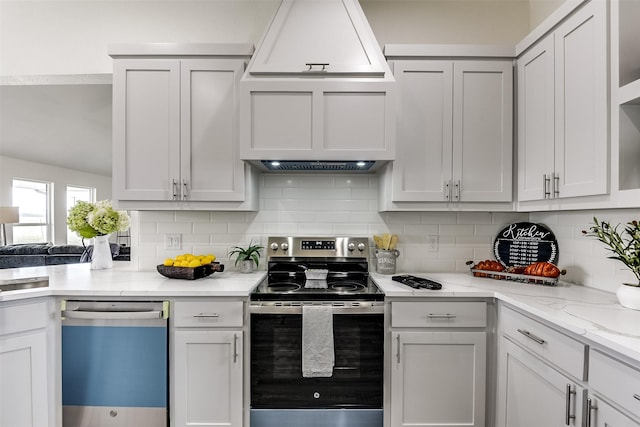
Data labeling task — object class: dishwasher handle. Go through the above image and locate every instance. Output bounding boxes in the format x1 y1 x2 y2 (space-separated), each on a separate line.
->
61 309 163 321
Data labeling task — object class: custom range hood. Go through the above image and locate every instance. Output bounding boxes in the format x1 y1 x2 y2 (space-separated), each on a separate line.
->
239 0 395 172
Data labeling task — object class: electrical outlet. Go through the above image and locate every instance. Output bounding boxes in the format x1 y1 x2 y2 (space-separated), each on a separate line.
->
426 235 439 253
165 233 182 250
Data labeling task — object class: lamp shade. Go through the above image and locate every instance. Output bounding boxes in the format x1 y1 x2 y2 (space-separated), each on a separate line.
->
0 207 19 224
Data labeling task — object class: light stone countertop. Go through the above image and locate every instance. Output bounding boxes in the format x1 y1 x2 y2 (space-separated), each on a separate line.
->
372 272 640 364
2 264 640 365
0 263 266 301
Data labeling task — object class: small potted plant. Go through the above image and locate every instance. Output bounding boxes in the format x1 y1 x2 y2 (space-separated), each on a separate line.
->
583 217 640 309
228 240 263 273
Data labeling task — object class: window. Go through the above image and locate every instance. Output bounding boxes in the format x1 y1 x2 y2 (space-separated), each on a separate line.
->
12 179 52 244
66 186 96 245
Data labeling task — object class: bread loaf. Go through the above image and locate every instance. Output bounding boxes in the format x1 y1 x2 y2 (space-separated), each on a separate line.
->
473 260 505 277
523 261 561 278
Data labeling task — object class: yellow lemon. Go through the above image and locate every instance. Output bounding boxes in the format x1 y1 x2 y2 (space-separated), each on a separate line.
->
188 259 201 267
163 258 174 266
176 255 185 261
180 261 190 267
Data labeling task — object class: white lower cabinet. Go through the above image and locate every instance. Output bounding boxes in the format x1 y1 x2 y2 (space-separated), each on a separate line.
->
172 301 244 427
496 337 584 427
586 396 640 427
496 305 586 427
0 300 51 427
389 301 487 427
588 349 640 426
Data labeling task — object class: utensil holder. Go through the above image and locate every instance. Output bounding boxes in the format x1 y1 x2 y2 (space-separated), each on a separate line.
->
375 249 400 275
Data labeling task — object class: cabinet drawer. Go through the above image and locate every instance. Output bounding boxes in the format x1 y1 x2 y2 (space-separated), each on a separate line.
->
590 349 640 420
391 301 486 328
173 301 243 328
0 302 48 336
501 306 586 380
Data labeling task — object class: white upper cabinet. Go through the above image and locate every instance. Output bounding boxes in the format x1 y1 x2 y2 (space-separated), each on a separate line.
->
517 0 608 202
385 54 513 206
240 0 395 163
111 45 258 210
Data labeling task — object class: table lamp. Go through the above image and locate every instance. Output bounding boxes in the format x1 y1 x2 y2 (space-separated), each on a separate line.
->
0 207 19 245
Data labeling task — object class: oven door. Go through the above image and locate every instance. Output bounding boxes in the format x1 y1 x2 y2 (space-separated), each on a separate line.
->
250 305 384 427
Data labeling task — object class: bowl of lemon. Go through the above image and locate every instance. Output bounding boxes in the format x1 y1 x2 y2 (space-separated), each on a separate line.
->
157 253 224 280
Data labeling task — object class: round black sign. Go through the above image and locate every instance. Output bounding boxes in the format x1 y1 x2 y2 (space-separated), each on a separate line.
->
494 222 559 267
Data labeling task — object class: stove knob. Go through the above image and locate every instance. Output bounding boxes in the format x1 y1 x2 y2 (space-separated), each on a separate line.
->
280 242 289 251
357 242 366 252
270 242 279 251
347 242 355 251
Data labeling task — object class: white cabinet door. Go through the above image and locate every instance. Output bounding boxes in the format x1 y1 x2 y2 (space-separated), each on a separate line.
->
0 301 50 427
453 60 513 202
390 59 512 203
180 60 246 201
554 0 608 199
240 81 395 161
390 331 486 427
391 60 453 202
517 36 555 202
496 337 584 427
113 57 249 204
589 397 640 427
516 0 608 202
113 59 181 201
173 330 243 427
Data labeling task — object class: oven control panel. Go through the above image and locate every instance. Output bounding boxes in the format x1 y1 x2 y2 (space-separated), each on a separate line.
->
267 236 369 258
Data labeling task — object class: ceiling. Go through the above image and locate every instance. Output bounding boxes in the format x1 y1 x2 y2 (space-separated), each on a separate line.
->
0 83 113 176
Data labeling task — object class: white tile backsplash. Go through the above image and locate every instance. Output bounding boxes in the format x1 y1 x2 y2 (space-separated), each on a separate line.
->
530 209 640 293
132 173 640 295
133 173 529 275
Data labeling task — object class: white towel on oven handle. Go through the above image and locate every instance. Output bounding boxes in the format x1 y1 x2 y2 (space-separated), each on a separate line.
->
302 305 334 378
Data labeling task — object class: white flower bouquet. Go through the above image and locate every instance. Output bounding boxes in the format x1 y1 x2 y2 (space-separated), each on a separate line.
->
67 200 130 239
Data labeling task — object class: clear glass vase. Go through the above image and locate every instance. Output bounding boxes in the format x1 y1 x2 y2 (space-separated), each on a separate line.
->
91 234 113 270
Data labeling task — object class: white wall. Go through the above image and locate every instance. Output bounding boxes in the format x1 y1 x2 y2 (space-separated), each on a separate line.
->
0 155 112 245
0 0 532 77
132 173 528 273
361 0 530 45
529 0 567 29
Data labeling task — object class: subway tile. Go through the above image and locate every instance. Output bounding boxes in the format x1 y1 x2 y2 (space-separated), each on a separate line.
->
193 222 229 234
175 211 211 222
439 224 475 237
156 222 193 234
457 212 492 224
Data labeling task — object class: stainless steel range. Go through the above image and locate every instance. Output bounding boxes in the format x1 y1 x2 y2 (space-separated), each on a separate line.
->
250 237 384 427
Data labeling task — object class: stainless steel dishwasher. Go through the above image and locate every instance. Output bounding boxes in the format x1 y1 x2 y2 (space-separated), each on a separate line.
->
61 300 169 427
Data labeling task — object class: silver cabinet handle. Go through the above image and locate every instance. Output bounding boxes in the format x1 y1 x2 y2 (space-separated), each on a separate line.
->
172 179 179 200
396 334 400 364
444 181 451 201
544 174 551 198
634 394 640 401
305 63 329 71
517 328 546 344
584 397 596 427
454 180 460 201
193 313 220 318
554 173 560 198
427 313 457 319
182 179 188 200
565 384 576 425
233 333 239 363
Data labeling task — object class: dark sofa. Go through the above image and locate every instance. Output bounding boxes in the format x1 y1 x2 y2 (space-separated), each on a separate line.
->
0 244 130 269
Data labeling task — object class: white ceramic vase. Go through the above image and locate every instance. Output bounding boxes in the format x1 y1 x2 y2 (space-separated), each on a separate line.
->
616 283 640 310
91 234 113 270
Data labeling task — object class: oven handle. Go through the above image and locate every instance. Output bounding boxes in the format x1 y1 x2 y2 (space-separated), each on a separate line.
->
250 304 384 315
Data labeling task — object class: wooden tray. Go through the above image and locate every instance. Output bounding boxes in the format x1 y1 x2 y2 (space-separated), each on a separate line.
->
157 262 224 280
